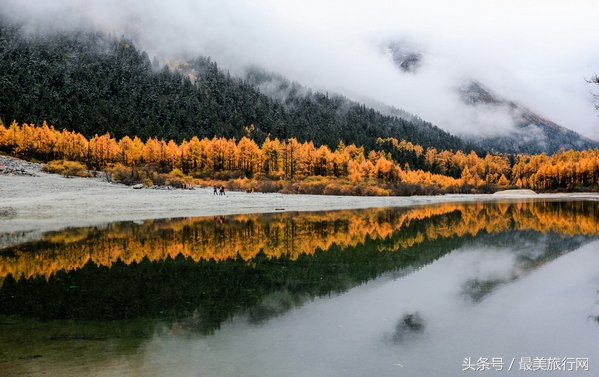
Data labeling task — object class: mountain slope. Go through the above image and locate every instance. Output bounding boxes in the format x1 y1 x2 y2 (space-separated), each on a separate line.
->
0 17 478 156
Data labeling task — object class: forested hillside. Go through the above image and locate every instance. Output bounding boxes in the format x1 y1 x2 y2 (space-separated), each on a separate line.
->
0 16 478 156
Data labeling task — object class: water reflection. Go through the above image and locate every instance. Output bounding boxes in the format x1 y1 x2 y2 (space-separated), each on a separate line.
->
2 200 598 282
0 199 598 375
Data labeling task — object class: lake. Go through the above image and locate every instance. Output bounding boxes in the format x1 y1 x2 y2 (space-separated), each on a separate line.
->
0 199 598 376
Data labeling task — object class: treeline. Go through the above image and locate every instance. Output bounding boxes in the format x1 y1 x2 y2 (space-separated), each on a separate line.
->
0 16 477 160
1 121 461 194
379 137 599 191
2 121 599 193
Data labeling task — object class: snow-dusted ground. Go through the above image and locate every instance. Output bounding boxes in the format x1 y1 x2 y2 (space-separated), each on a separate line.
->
1 155 597 234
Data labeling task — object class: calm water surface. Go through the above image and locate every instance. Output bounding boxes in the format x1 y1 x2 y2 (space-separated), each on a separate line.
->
0 200 598 376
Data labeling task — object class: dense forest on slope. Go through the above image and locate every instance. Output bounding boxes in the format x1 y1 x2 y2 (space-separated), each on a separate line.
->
242 67 473 152
0 16 478 156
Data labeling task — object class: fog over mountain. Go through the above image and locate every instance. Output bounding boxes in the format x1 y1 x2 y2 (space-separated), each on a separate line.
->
3 0 598 142
382 41 599 153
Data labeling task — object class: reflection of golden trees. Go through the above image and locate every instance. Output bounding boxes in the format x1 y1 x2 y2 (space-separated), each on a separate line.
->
1 201 597 282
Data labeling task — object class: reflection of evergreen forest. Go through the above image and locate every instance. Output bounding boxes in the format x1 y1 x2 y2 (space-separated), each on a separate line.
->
0 200 597 331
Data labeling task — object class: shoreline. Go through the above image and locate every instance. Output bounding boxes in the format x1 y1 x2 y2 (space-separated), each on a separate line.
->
2 156 598 235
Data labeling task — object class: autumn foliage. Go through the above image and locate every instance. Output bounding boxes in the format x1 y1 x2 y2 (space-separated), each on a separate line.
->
42 160 91 178
1 121 599 193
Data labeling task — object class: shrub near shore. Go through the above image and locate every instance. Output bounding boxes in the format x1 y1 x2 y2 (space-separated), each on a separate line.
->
42 160 92 178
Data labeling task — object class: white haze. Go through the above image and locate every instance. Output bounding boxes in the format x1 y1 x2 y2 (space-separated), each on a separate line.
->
3 0 599 140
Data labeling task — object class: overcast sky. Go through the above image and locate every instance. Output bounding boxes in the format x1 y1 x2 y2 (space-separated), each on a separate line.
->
4 0 599 139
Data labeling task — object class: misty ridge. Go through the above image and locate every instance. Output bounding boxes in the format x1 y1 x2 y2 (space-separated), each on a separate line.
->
243 66 431 130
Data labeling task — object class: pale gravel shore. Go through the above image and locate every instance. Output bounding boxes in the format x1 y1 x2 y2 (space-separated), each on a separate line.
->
1 157 598 234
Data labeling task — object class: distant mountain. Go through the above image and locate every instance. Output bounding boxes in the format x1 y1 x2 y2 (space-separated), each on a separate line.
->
382 41 599 154
459 81 599 154
381 40 423 74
